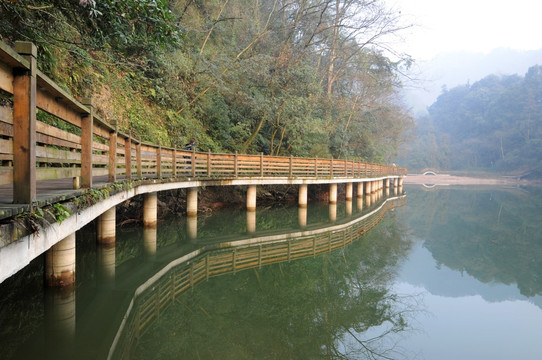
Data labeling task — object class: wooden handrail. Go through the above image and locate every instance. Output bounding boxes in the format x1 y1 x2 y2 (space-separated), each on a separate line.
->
0 40 406 204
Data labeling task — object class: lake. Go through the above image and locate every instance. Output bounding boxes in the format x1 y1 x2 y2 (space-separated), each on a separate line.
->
1 186 541 359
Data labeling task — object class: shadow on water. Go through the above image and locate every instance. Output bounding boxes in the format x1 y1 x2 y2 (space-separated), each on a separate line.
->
1 191 418 360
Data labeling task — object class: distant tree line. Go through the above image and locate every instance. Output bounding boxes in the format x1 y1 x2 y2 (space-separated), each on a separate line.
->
0 0 413 163
401 66 542 176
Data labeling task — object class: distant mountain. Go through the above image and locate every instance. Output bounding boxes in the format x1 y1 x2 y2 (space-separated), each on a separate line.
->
403 48 542 115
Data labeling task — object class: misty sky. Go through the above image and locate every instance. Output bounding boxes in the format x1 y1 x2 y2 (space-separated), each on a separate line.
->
387 0 542 61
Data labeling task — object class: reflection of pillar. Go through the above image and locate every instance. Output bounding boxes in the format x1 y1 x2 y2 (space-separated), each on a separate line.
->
45 233 76 287
394 186 398 195
357 182 364 197
365 181 372 194
385 187 389 196
45 286 76 353
298 207 307 227
143 227 157 256
98 207 116 244
329 203 337 221
246 210 256 233
372 192 377 204
186 215 198 240
329 184 337 204
345 183 353 201
187 187 198 217
247 185 257 211
346 200 352 215
143 192 157 228
365 194 372 207
357 196 363 211
97 243 115 286
298 184 308 208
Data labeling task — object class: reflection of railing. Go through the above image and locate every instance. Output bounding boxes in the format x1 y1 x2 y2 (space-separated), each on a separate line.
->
0 40 405 205
108 195 406 359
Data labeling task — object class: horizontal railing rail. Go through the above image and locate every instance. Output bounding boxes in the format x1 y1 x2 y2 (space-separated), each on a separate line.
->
0 40 406 205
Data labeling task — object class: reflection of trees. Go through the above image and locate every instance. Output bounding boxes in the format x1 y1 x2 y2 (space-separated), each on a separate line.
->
405 187 542 297
134 215 417 360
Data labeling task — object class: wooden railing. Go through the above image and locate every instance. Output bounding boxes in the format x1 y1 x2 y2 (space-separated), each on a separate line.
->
0 40 406 205
109 194 406 359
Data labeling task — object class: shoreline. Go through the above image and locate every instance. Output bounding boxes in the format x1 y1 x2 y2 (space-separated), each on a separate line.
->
404 174 527 186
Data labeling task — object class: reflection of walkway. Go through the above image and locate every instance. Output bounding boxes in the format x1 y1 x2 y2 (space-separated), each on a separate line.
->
108 194 406 359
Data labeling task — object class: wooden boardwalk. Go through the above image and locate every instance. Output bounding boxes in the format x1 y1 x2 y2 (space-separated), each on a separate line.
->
0 39 406 221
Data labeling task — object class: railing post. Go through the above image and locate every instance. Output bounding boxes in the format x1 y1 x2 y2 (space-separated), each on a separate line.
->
108 121 117 183
330 158 334 177
207 149 212 176
314 157 318 177
157 145 162 178
13 41 37 204
234 151 238 177
172 147 177 177
260 152 264 177
125 135 132 180
191 147 196 177
81 98 94 188
289 155 293 177
136 139 142 178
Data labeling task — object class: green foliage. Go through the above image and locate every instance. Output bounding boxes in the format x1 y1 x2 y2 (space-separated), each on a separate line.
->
403 66 542 175
50 203 71 224
0 0 412 163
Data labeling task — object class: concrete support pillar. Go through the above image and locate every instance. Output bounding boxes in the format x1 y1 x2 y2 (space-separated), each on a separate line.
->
97 207 116 245
187 188 198 217
298 184 308 208
329 184 337 204
385 178 390 188
365 181 372 194
329 203 337 221
385 187 390 196
357 182 364 197
298 207 307 227
45 233 76 287
345 183 353 201
394 177 399 187
399 177 404 187
246 210 256 233
186 216 198 240
247 185 257 211
143 227 157 256
143 192 158 228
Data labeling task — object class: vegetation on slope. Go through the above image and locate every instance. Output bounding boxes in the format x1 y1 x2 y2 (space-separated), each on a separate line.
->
0 0 413 162
401 66 542 176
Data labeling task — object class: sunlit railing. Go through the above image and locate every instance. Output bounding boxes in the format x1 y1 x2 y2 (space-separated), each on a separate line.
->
0 40 406 205
108 194 406 359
